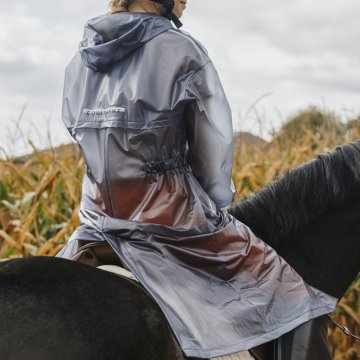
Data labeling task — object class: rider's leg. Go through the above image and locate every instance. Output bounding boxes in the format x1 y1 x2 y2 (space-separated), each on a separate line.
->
71 241 123 267
271 315 331 360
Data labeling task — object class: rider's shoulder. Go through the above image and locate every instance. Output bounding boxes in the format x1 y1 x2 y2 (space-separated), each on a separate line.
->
169 29 208 56
154 28 210 64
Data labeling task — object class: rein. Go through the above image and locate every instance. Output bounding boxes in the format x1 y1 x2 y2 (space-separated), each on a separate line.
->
328 315 360 341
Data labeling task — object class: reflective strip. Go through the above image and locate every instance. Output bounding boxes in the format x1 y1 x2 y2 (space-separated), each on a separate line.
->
83 107 126 115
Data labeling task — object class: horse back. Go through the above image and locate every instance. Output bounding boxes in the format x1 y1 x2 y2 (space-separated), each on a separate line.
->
0 257 182 360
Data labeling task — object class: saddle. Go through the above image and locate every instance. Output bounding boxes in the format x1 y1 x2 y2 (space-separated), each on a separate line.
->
72 242 331 360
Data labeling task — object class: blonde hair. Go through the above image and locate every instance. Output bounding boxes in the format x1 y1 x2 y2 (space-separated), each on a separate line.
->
109 0 165 15
109 0 132 13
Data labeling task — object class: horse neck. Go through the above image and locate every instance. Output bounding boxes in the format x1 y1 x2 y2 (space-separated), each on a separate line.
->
274 196 360 299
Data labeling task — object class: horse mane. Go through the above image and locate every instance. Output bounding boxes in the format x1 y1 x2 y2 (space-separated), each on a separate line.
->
230 141 360 246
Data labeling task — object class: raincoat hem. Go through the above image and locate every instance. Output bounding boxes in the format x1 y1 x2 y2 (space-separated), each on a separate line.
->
108 238 336 359
181 304 335 358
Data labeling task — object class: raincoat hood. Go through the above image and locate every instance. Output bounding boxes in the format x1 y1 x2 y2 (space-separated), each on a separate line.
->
79 13 173 72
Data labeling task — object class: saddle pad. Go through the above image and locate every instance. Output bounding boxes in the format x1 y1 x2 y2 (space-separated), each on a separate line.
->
211 351 255 360
97 264 139 282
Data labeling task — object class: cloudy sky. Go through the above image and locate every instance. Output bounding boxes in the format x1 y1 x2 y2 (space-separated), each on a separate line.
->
0 0 359 155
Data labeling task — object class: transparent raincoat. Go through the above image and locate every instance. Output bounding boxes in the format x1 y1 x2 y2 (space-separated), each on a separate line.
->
57 12 336 358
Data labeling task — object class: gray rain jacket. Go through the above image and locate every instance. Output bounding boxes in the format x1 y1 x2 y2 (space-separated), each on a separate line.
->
57 12 336 358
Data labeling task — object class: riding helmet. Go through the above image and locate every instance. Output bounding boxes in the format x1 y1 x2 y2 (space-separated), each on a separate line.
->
150 0 183 28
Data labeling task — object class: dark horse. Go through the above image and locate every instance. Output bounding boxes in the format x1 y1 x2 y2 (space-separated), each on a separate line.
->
1 141 360 360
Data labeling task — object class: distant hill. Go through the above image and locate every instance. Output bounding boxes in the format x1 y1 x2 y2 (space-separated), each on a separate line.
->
233 131 267 148
10 143 79 164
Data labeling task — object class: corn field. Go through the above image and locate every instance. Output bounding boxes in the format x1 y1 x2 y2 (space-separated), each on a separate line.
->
0 107 359 358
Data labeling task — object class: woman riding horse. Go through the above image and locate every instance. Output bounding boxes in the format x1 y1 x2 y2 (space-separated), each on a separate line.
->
56 0 337 358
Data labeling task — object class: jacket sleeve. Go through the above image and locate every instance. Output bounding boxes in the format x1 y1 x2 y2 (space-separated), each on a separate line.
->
185 61 235 209
61 55 84 138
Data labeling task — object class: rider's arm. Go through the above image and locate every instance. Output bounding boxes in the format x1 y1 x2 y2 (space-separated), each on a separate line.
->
185 61 235 209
